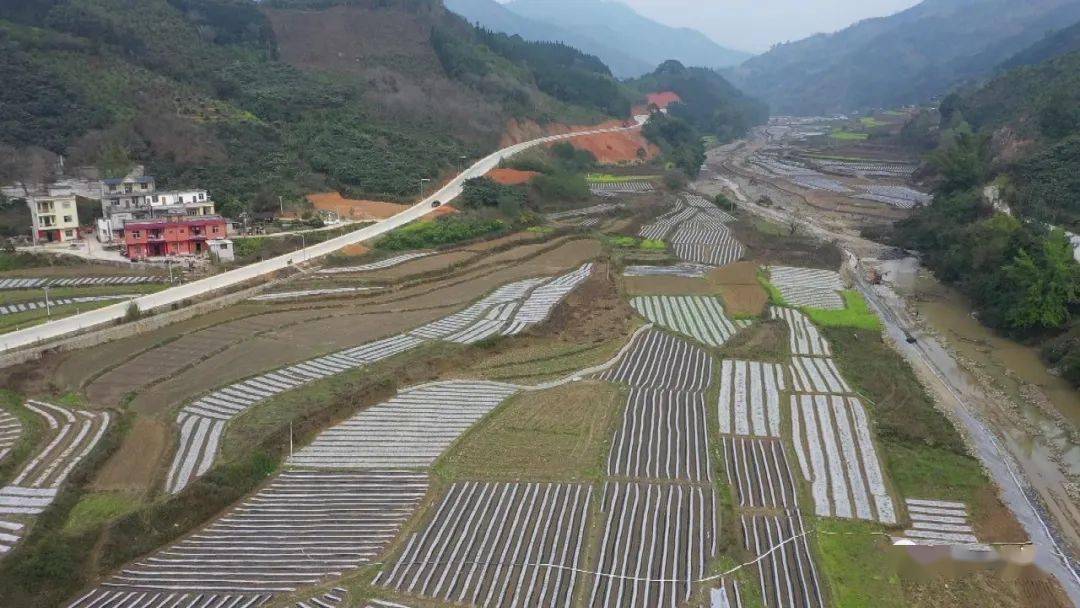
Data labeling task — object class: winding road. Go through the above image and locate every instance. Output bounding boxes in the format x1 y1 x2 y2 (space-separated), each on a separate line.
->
0 119 645 355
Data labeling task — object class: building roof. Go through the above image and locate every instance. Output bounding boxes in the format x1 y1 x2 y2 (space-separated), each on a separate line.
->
102 176 156 186
123 215 226 230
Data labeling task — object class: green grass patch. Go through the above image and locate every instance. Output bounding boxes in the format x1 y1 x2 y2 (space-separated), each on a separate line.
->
881 441 989 504
639 238 667 251
815 518 904 608
802 291 881 330
63 493 141 535
859 117 888 128
830 129 870 141
757 271 786 305
375 216 506 251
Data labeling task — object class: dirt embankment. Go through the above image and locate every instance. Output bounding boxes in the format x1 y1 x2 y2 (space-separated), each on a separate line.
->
500 118 659 165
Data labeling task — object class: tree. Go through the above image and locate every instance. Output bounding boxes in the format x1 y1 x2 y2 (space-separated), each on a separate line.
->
1001 230 1080 330
930 122 988 195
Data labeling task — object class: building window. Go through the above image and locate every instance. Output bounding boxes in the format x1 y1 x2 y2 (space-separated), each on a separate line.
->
63 216 72 223
132 231 141 238
141 183 148 190
63 202 72 208
65 230 74 238
212 226 220 233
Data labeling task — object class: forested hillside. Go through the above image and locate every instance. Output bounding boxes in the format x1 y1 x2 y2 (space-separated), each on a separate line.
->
729 0 1080 115
0 0 627 217
891 49 1080 386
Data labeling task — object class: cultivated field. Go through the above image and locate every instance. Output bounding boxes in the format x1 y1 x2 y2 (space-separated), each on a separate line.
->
768 266 845 310
630 295 747 347
608 387 712 481
316 252 433 275
790 394 896 523
0 400 110 556
623 263 711 278
0 409 20 463
723 436 800 509
895 498 986 549
377 482 592 608
590 180 654 196
742 510 826 608
789 356 851 394
70 471 428 603
637 195 744 266
166 264 594 493
287 381 519 470
718 360 786 437
0 275 163 290
771 307 830 356
589 482 719 608
598 329 714 392
0 294 137 316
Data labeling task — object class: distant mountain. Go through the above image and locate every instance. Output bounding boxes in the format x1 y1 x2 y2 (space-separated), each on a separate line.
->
444 0 653 77
729 0 1080 115
1000 19 1080 69
446 0 751 78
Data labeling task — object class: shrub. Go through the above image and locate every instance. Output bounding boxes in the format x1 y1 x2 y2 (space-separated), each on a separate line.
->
376 216 505 251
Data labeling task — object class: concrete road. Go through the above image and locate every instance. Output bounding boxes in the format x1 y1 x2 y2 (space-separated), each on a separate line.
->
0 121 642 354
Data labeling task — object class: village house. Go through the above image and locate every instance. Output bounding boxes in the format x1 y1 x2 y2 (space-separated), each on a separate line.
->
26 189 81 244
123 215 229 260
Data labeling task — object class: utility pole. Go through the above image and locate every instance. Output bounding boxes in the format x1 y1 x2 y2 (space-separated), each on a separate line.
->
279 195 284 216
43 286 51 319
420 178 431 199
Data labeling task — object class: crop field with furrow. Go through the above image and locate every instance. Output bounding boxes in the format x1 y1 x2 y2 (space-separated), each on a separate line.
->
377 482 591 608
0 276 163 290
788 356 851 394
622 264 711 278
790 394 895 523
590 181 654 196
608 387 712 481
0 409 21 463
287 381 520 470
546 204 621 221
317 252 433 274
723 437 800 509
895 499 986 549
630 295 747 347
742 510 825 608
770 308 830 356
767 267 845 310
589 482 718 608
70 471 428 605
167 266 595 493
598 329 714 392
718 360 786 438
1 401 109 555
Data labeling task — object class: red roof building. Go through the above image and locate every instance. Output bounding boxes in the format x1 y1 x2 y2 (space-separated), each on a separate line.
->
123 215 228 260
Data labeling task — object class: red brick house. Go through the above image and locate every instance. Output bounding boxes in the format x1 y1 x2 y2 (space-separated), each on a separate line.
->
123 215 228 260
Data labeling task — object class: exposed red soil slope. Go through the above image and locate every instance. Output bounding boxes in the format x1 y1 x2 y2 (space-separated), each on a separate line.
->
500 119 658 164
307 192 408 220
486 168 540 185
647 91 681 108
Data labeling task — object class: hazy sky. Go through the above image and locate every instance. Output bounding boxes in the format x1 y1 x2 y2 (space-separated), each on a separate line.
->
610 0 922 53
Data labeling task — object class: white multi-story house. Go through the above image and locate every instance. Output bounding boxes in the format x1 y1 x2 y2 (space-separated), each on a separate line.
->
97 170 217 241
28 190 81 244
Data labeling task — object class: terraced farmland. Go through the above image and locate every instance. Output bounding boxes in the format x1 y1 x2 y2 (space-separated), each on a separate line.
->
166 266 594 494
546 203 621 221
589 180 654 196
0 276 162 290
0 410 20 462
638 195 744 266
608 387 712 481
589 482 719 608
742 510 826 608
771 307 830 356
718 360 786 437
790 394 895 523
1 401 110 555
623 263 711 278
630 295 747 347
249 287 378 301
287 381 520 470
70 471 427 602
598 329 714 392
296 587 348 607
0 294 137 316
317 252 433 274
377 482 591 608
768 267 845 310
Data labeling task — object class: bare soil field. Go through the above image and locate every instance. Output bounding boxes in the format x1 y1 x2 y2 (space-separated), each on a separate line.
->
716 318 789 362
306 192 408 220
901 568 1069 608
486 168 540 185
436 382 623 481
729 214 844 269
326 250 476 282
84 310 326 406
90 416 168 492
718 284 769 316
622 275 719 296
